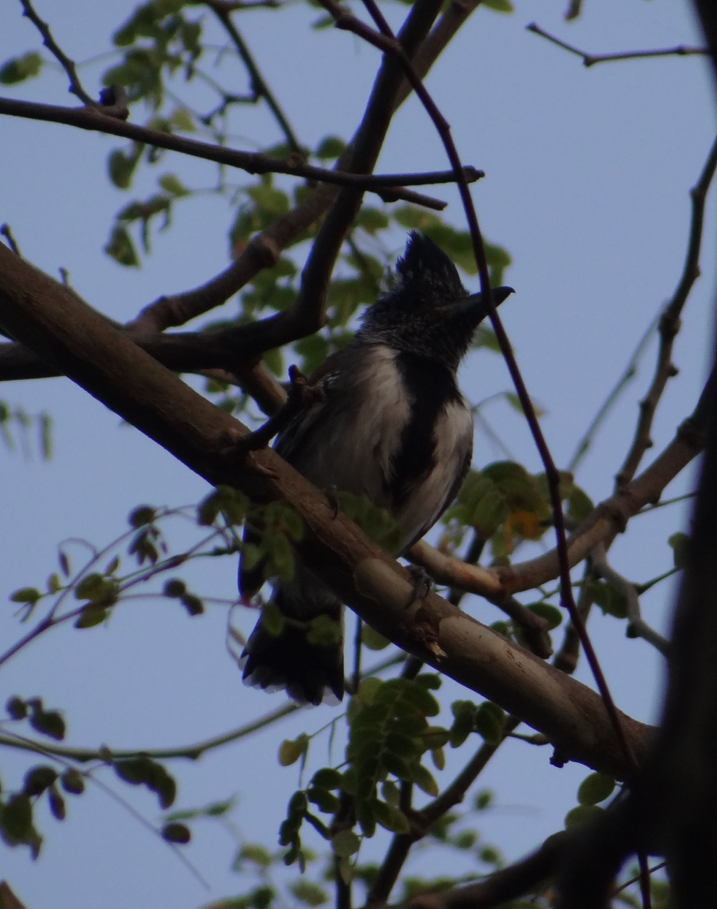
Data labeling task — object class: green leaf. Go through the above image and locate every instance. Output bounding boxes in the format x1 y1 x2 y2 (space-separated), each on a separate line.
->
170 107 195 132
315 136 346 159
311 768 343 790
0 52 43 85
307 614 342 647
481 0 514 11
410 763 439 797
261 601 285 637
307 787 340 814
23 766 58 796
374 799 411 834
361 624 390 651
105 225 140 267
10 587 41 604
162 822 191 843
28 708 65 741
577 772 616 806
565 804 604 828
587 580 627 619
74 606 109 629
332 829 360 857
474 702 505 745
289 880 329 907
6 697 27 719
668 532 689 570
278 734 308 767
60 769 85 795
1 794 33 842
159 173 190 196
527 603 563 631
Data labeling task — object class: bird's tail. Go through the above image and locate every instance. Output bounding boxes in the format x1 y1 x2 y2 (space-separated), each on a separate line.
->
241 570 345 706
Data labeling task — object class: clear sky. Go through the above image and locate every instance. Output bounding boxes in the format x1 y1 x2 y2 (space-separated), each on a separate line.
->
1 1 716 907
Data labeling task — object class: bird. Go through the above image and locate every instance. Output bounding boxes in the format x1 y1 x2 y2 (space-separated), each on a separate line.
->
239 231 514 705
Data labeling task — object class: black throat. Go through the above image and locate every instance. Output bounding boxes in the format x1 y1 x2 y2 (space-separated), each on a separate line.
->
387 352 463 509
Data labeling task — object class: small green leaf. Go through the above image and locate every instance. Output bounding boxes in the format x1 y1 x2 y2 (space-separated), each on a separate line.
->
10 587 41 604
527 603 563 630
668 532 689 570
6 697 27 720
261 601 285 637
315 136 346 159
410 763 439 797
278 735 308 767
0 52 43 85
577 772 615 806
565 804 604 828
23 766 58 796
105 225 139 267
373 799 411 833
74 605 109 629
474 701 505 745
29 708 65 741
162 822 191 843
60 769 85 795
361 625 390 651
159 173 190 196
482 0 514 13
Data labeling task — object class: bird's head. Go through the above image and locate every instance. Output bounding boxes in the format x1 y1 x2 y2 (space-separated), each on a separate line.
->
358 232 513 371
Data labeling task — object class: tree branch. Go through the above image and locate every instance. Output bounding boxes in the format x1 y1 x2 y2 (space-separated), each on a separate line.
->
0 96 478 197
0 244 654 780
409 383 707 598
527 22 709 67
18 0 96 106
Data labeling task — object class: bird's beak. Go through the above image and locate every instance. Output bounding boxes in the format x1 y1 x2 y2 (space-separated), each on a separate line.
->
449 285 515 318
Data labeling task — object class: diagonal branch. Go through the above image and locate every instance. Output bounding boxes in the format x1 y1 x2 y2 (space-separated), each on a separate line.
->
18 0 96 106
206 0 302 152
0 243 653 780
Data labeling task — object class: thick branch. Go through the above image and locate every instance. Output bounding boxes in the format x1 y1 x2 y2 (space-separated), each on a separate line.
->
0 245 653 779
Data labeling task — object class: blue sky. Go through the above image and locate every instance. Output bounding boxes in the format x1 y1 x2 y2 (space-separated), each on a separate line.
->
1 1 716 906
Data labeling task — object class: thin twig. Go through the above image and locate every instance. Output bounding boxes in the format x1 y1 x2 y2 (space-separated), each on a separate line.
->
569 312 660 473
18 0 96 106
590 543 670 655
616 130 717 488
207 1 302 152
527 22 708 67
0 96 479 197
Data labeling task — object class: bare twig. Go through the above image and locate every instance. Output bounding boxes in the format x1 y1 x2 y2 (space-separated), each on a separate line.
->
206 1 302 152
0 96 479 197
18 0 96 106
569 312 660 473
527 22 708 67
590 543 670 655
616 130 717 488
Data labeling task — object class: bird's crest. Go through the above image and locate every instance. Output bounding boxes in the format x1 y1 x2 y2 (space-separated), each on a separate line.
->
395 231 466 299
